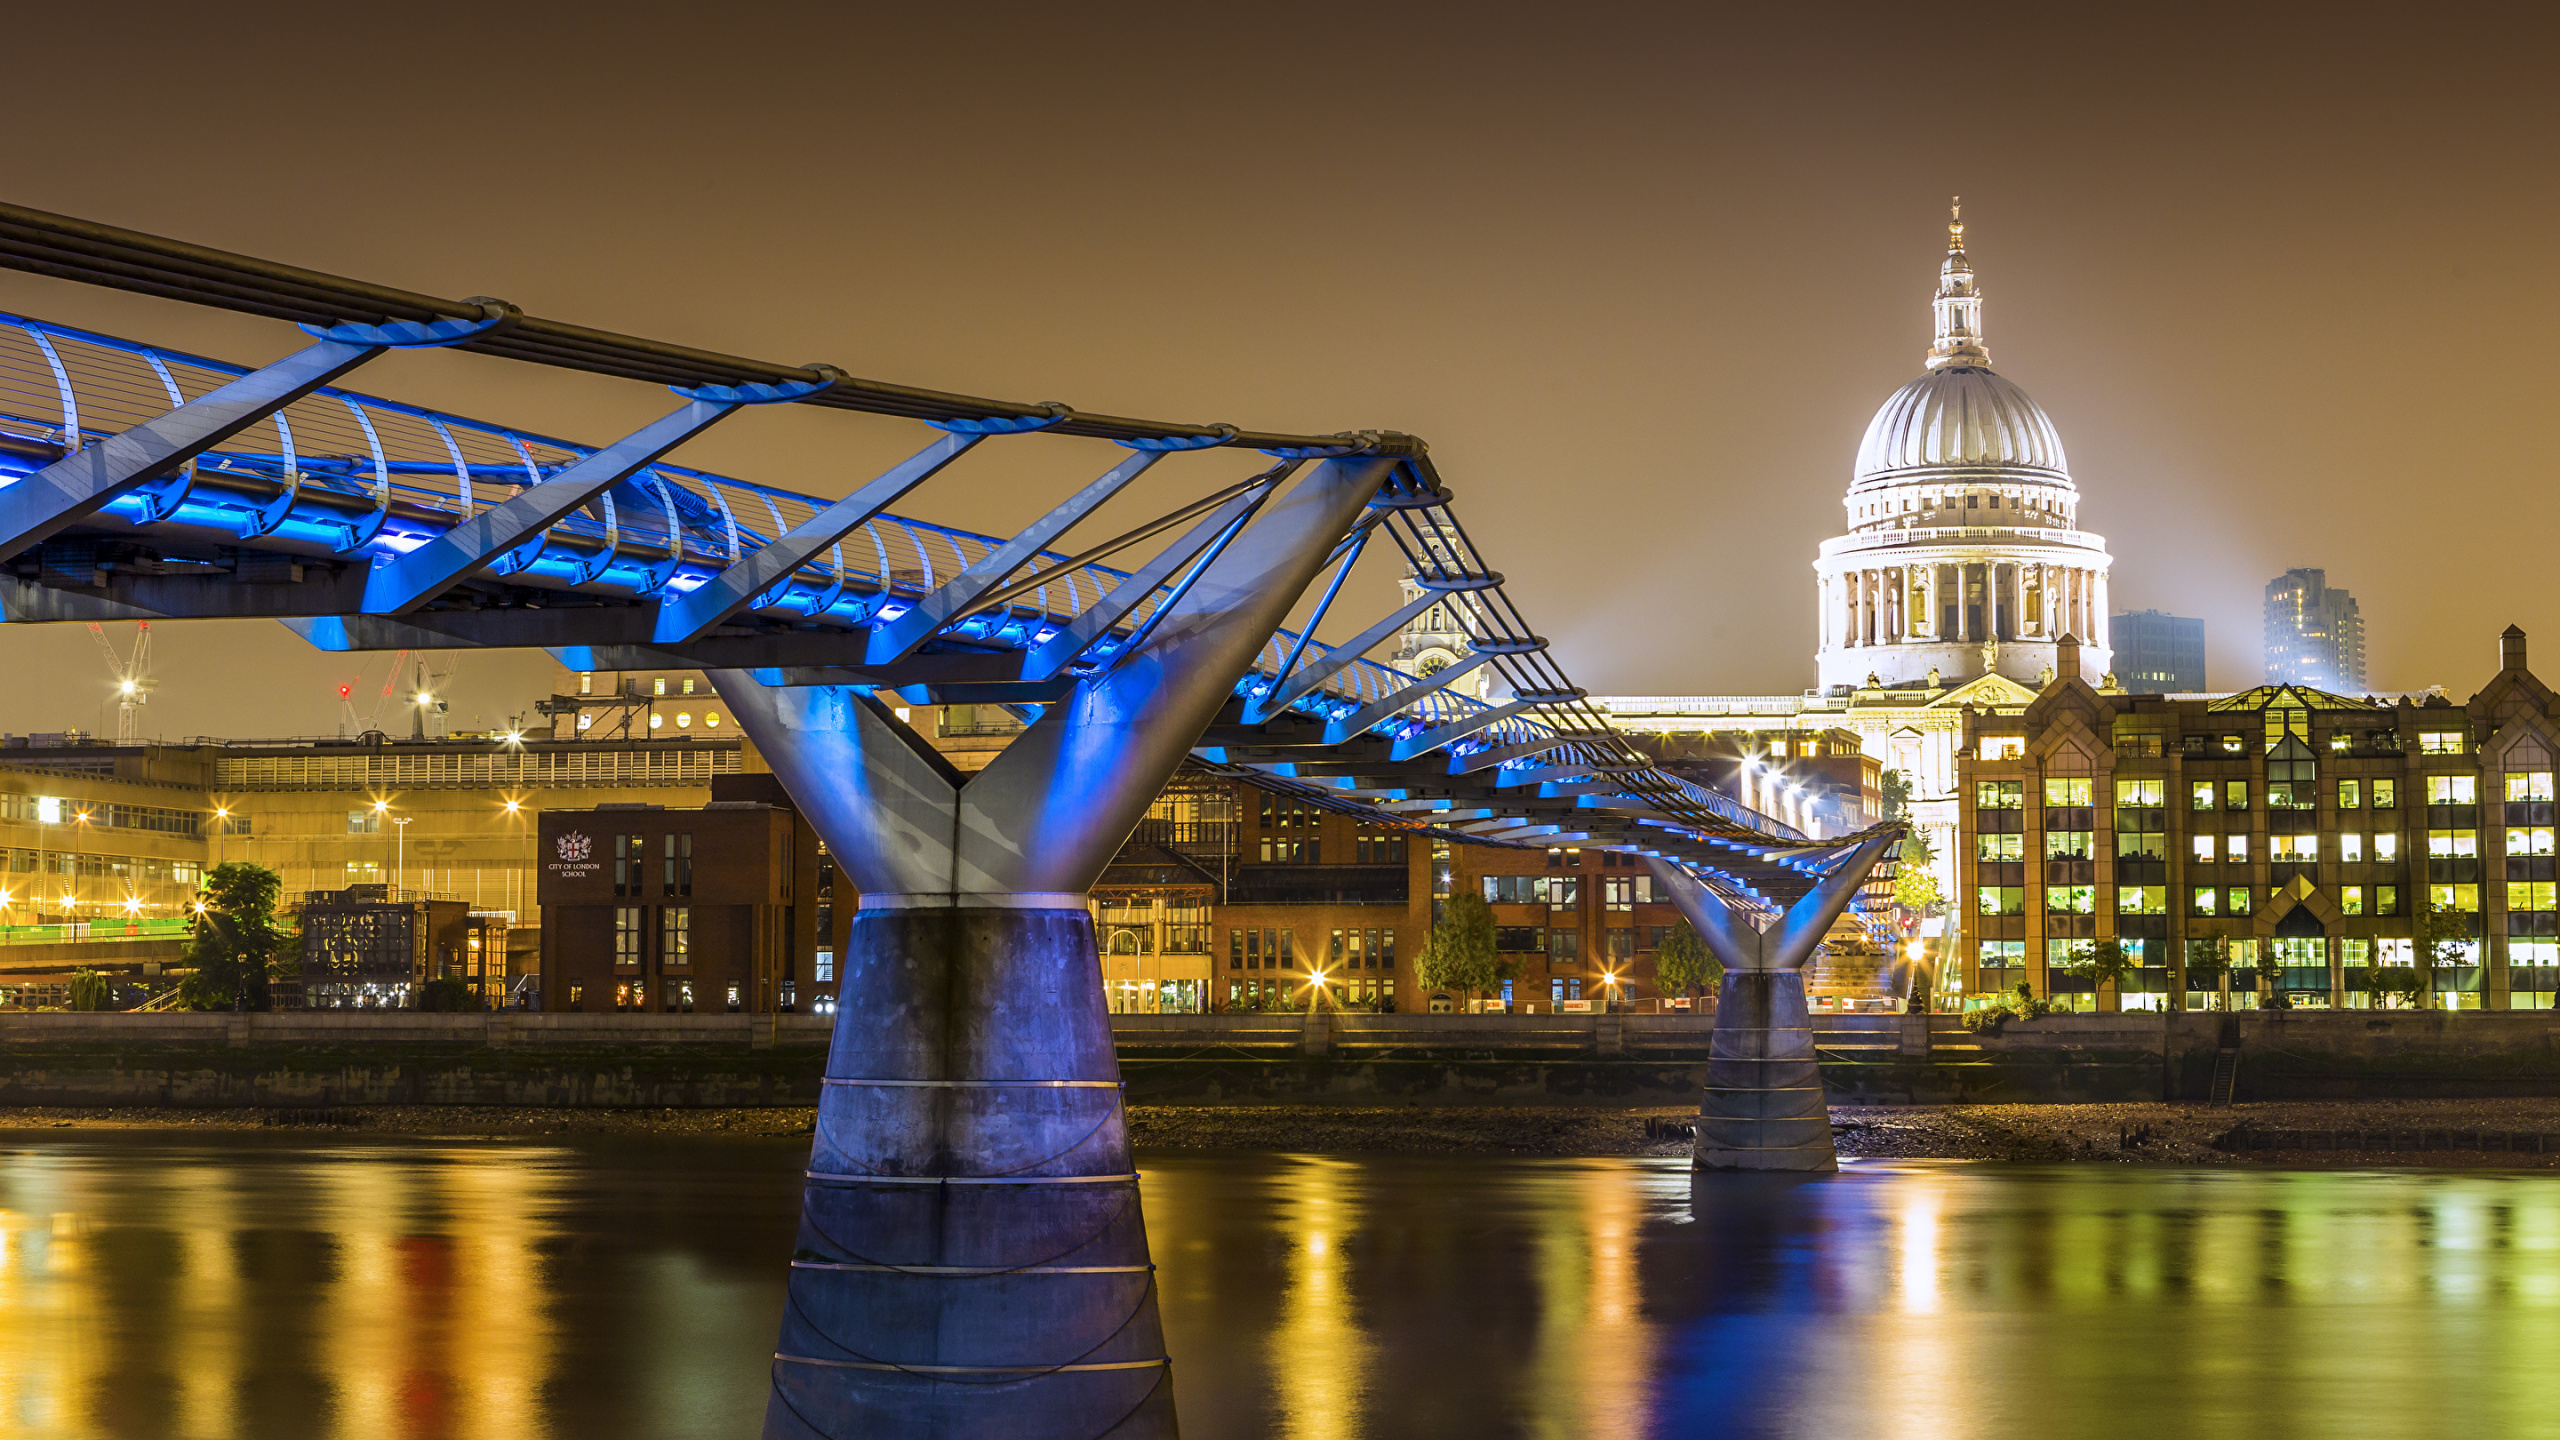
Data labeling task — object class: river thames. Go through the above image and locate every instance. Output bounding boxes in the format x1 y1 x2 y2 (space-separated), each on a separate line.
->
0 1134 2555 1438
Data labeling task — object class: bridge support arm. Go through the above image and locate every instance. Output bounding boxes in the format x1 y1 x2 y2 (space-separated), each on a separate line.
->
715 455 1391 1440
1645 832 1900 1176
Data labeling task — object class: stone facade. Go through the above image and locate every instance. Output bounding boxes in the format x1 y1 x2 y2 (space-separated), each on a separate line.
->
1957 627 2559 1012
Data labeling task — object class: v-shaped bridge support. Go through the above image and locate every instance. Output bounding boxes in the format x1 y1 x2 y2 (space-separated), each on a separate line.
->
1647 830 1899 1174
716 456 1389 1440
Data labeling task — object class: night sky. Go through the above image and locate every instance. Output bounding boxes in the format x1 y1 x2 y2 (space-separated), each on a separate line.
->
3 2 2554 736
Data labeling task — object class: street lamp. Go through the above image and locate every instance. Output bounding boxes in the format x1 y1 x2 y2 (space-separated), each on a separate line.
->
392 815 414 894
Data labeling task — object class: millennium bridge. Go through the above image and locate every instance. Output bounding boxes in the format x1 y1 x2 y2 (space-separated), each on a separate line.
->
0 201 1897 1439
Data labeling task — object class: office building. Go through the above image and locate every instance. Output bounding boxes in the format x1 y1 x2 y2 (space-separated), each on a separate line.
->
2112 610 2207 694
2265 568 2366 692
1958 626 2554 1013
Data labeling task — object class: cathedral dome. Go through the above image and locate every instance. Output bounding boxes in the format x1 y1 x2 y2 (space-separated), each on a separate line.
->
1852 365 2070 490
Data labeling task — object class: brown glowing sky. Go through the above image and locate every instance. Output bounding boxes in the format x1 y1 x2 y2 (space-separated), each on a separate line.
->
3 2 2556 737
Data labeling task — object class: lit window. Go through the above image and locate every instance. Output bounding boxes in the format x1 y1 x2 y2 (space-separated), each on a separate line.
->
654 678 668 697
2045 831 2094 859
1977 833 2024 861
2340 833 2364 862
676 712 693 729
2224 782 2249 810
2190 782 2215 812
2428 775 2478 805
682 678 696 695
2271 834 2318 861
2510 828 2557 856
578 672 593 696
2509 772 2557 803
1975 782 2023 809
2429 883 2481 913
2342 885 2364 915
577 714 593 730
816 948 836 983
2427 830 2478 858
2042 778 2093 807
2225 835 2249 862
2227 886 2252 914
2114 779 2165 806
2419 732 2465 756
705 713 721 728
2374 832 2399 860
2339 779 2362 809
1981 736 2025 760
2192 834 2216 862
2511 881 2558 912
2191 887 2217 916
649 714 664 729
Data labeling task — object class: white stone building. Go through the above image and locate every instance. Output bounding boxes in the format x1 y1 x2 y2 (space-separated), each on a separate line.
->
1815 204 2113 694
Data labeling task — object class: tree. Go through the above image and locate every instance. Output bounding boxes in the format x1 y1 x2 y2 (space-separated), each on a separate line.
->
1653 921 1720 1001
65 969 111 1012
1415 892 1503 1006
178 862 292 1011
419 977 477 1012
2418 905 2473 1010
2183 939 2229 1011
1891 865 1943 916
2085 940 2137 1009
1880 768 1914 821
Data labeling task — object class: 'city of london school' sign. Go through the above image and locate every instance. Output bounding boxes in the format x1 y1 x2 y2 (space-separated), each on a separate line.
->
549 832 602 876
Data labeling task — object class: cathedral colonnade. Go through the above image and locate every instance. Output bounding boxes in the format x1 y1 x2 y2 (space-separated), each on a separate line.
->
1822 560 2110 653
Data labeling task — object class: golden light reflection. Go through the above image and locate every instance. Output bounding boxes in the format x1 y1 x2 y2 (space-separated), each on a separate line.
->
0 1141 587 1440
1532 1163 1654 1440
1272 1156 1366 1440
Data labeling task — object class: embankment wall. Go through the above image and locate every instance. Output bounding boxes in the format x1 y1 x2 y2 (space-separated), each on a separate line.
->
0 1009 2548 1107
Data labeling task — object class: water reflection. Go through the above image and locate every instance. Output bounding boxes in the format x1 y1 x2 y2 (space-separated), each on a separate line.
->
12 1139 2560 1438
0 1133 802 1440
1151 1157 2560 1440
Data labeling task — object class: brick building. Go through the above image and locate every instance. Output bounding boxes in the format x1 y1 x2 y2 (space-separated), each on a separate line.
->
1958 627 2559 1012
536 792 819 1015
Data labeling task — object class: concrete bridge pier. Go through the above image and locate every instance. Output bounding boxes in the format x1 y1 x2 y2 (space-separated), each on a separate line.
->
1648 832 1897 1174
720 457 1389 1440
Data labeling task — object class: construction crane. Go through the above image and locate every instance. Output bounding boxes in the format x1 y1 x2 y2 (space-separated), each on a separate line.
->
87 622 152 743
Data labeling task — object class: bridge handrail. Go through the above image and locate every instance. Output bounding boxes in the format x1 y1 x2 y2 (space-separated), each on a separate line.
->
0 204 1806 844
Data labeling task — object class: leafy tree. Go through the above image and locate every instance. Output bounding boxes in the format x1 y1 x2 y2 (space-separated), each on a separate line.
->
1880 769 1914 821
2366 965 2423 1009
2418 905 2473 1009
1891 865 1943 916
2085 939 2137 1005
1652 921 1719 1000
65 969 111 1012
419 977 477 1012
178 862 292 1012
1415 892 1503 1005
2183 939 2229 1011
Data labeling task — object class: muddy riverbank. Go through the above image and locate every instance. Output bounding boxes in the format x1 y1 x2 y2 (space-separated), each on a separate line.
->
11 1099 2560 1165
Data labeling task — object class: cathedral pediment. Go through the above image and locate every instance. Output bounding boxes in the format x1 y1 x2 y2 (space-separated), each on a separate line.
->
1928 673 2037 710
